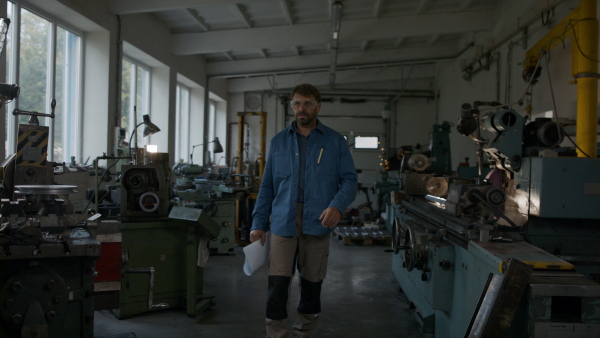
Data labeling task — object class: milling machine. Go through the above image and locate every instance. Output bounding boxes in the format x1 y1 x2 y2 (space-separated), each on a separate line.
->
381 102 600 337
0 90 100 336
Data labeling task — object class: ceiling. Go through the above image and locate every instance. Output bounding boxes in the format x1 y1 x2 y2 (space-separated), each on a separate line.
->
108 0 539 95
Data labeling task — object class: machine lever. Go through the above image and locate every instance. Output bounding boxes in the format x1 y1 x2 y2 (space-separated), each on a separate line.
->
124 267 170 310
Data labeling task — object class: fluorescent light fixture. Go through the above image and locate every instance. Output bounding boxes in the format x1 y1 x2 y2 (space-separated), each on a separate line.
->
331 1 342 34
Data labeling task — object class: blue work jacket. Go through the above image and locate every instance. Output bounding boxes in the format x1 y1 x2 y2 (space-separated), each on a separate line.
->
251 119 358 237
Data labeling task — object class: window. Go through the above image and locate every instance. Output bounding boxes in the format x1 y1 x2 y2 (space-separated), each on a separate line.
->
121 58 150 151
354 136 380 149
55 27 81 163
208 99 216 165
175 83 190 163
4 2 82 162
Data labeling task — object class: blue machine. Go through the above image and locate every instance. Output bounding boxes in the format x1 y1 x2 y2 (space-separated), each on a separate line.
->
381 102 600 337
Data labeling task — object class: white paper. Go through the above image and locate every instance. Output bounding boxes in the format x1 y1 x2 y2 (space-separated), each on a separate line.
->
243 231 271 276
197 238 209 268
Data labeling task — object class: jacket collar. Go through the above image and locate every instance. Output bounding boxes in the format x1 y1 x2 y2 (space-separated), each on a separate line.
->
288 118 324 135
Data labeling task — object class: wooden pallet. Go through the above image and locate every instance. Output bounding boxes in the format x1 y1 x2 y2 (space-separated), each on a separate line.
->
333 226 391 246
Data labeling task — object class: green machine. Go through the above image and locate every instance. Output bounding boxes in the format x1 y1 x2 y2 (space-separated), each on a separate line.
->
176 194 237 255
95 154 221 319
173 163 239 255
114 207 220 319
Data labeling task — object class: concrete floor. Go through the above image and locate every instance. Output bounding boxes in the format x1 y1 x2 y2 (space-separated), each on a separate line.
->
93 235 423 338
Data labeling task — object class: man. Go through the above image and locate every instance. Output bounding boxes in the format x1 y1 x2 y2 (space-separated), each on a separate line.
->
250 83 358 338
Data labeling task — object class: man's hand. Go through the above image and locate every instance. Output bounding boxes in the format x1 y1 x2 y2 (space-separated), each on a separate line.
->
319 207 341 228
250 230 266 245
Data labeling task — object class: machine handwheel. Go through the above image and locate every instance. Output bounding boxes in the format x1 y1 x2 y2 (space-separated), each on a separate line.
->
403 225 416 271
392 217 402 254
126 171 149 189
139 192 160 212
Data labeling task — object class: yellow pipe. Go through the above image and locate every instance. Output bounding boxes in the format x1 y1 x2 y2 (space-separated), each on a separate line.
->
236 114 244 179
524 0 598 158
573 0 597 158
524 9 577 69
258 111 267 183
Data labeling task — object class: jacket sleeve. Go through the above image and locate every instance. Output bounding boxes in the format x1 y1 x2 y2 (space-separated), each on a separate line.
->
329 136 358 213
251 142 275 232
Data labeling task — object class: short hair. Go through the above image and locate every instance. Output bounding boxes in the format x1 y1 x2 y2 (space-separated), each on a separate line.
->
291 83 321 102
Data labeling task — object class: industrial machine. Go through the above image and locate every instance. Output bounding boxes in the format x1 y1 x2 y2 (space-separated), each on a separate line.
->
380 101 600 337
0 56 101 337
119 154 171 221
233 111 267 243
0 184 100 338
377 122 453 231
94 149 221 319
172 162 239 255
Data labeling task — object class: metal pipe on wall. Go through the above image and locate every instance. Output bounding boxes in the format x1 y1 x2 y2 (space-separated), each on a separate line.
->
573 0 598 158
203 77 211 164
524 0 598 158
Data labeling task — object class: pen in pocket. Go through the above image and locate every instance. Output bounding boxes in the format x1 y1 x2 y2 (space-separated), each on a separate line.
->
317 147 324 164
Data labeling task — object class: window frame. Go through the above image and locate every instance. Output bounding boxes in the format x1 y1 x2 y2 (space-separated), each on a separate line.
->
175 82 191 164
120 56 151 150
5 1 83 162
207 99 216 165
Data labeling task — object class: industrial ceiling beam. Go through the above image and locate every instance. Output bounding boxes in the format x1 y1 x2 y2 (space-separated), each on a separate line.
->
373 0 384 18
109 0 265 15
225 66 436 93
417 0 431 14
184 9 210 31
428 34 440 45
206 44 464 75
232 3 252 28
361 40 370 51
172 10 494 55
279 0 293 25
460 0 476 10
394 37 405 48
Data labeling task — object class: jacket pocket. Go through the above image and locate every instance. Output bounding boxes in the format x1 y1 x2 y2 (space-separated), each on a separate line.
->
314 171 337 201
272 152 291 178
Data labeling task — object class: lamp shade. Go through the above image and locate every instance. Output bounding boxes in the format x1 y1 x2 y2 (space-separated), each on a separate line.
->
142 114 161 136
213 137 224 153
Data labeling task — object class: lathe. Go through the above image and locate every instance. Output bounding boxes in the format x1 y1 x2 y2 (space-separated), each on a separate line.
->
380 102 600 337
93 151 221 319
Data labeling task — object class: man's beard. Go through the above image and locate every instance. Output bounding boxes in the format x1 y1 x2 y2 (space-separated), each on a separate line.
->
296 113 314 126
